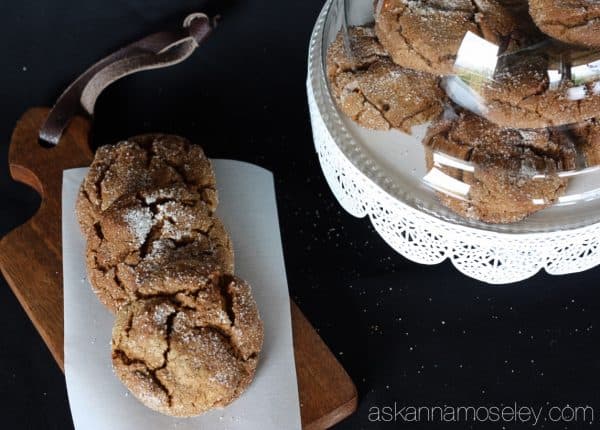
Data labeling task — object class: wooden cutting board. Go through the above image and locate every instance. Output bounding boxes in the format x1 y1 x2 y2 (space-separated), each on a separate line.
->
0 107 357 430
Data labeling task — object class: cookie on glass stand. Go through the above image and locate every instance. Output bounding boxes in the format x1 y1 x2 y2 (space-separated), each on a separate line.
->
327 25 444 133
424 109 577 224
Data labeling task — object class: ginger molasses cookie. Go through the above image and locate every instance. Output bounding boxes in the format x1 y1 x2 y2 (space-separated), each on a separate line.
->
111 273 263 417
86 184 233 312
528 0 600 47
464 52 600 128
424 110 576 223
375 0 519 75
327 26 444 132
76 134 218 234
569 120 600 167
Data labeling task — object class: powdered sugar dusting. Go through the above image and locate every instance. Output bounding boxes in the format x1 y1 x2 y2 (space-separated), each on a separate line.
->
123 207 153 246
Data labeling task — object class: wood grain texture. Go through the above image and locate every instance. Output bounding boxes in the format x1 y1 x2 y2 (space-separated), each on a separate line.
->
292 301 358 430
0 108 357 429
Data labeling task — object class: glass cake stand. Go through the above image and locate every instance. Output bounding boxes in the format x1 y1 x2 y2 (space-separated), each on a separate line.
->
307 0 600 283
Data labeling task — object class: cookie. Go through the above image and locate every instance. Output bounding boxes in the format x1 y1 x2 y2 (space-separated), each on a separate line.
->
465 52 600 128
424 110 576 223
529 0 600 47
327 26 444 132
569 120 600 167
499 0 546 42
76 134 218 235
86 184 234 312
375 0 519 75
111 273 263 417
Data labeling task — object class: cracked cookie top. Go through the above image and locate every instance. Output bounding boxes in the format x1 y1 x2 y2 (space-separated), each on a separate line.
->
76 134 218 234
375 0 520 74
474 52 600 128
111 274 263 417
528 0 600 47
86 184 234 313
424 109 576 223
569 120 600 167
327 26 445 132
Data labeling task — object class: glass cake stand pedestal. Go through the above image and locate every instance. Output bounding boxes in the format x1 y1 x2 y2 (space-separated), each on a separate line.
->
307 0 600 284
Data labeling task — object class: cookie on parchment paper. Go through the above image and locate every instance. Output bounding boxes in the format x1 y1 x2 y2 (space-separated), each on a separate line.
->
76 134 218 234
86 184 233 313
111 273 263 417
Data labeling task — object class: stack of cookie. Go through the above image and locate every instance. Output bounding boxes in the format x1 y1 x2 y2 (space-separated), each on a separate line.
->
326 0 600 224
76 135 264 417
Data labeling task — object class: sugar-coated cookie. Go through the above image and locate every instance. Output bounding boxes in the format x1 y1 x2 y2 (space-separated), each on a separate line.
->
466 53 600 128
569 120 600 167
424 110 576 223
86 184 233 312
375 0 519 75
529 0 600 47
327 26 444 132
76 134 217 234
111 273 263 417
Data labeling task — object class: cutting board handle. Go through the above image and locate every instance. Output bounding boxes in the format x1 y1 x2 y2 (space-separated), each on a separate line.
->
1 108 93 369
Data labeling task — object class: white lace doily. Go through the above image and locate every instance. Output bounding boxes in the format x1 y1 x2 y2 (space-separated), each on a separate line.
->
307 0 600 284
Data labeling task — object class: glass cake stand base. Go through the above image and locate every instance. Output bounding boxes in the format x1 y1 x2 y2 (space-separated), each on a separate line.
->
307 0 600 284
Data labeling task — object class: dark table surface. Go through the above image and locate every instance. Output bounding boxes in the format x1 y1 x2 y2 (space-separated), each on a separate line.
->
1 1 600 429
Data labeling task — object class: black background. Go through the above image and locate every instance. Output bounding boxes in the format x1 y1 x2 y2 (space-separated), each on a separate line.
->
1 1 600 429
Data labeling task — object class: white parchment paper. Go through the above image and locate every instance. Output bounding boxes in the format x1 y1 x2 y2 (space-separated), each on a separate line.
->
62 160 301 430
